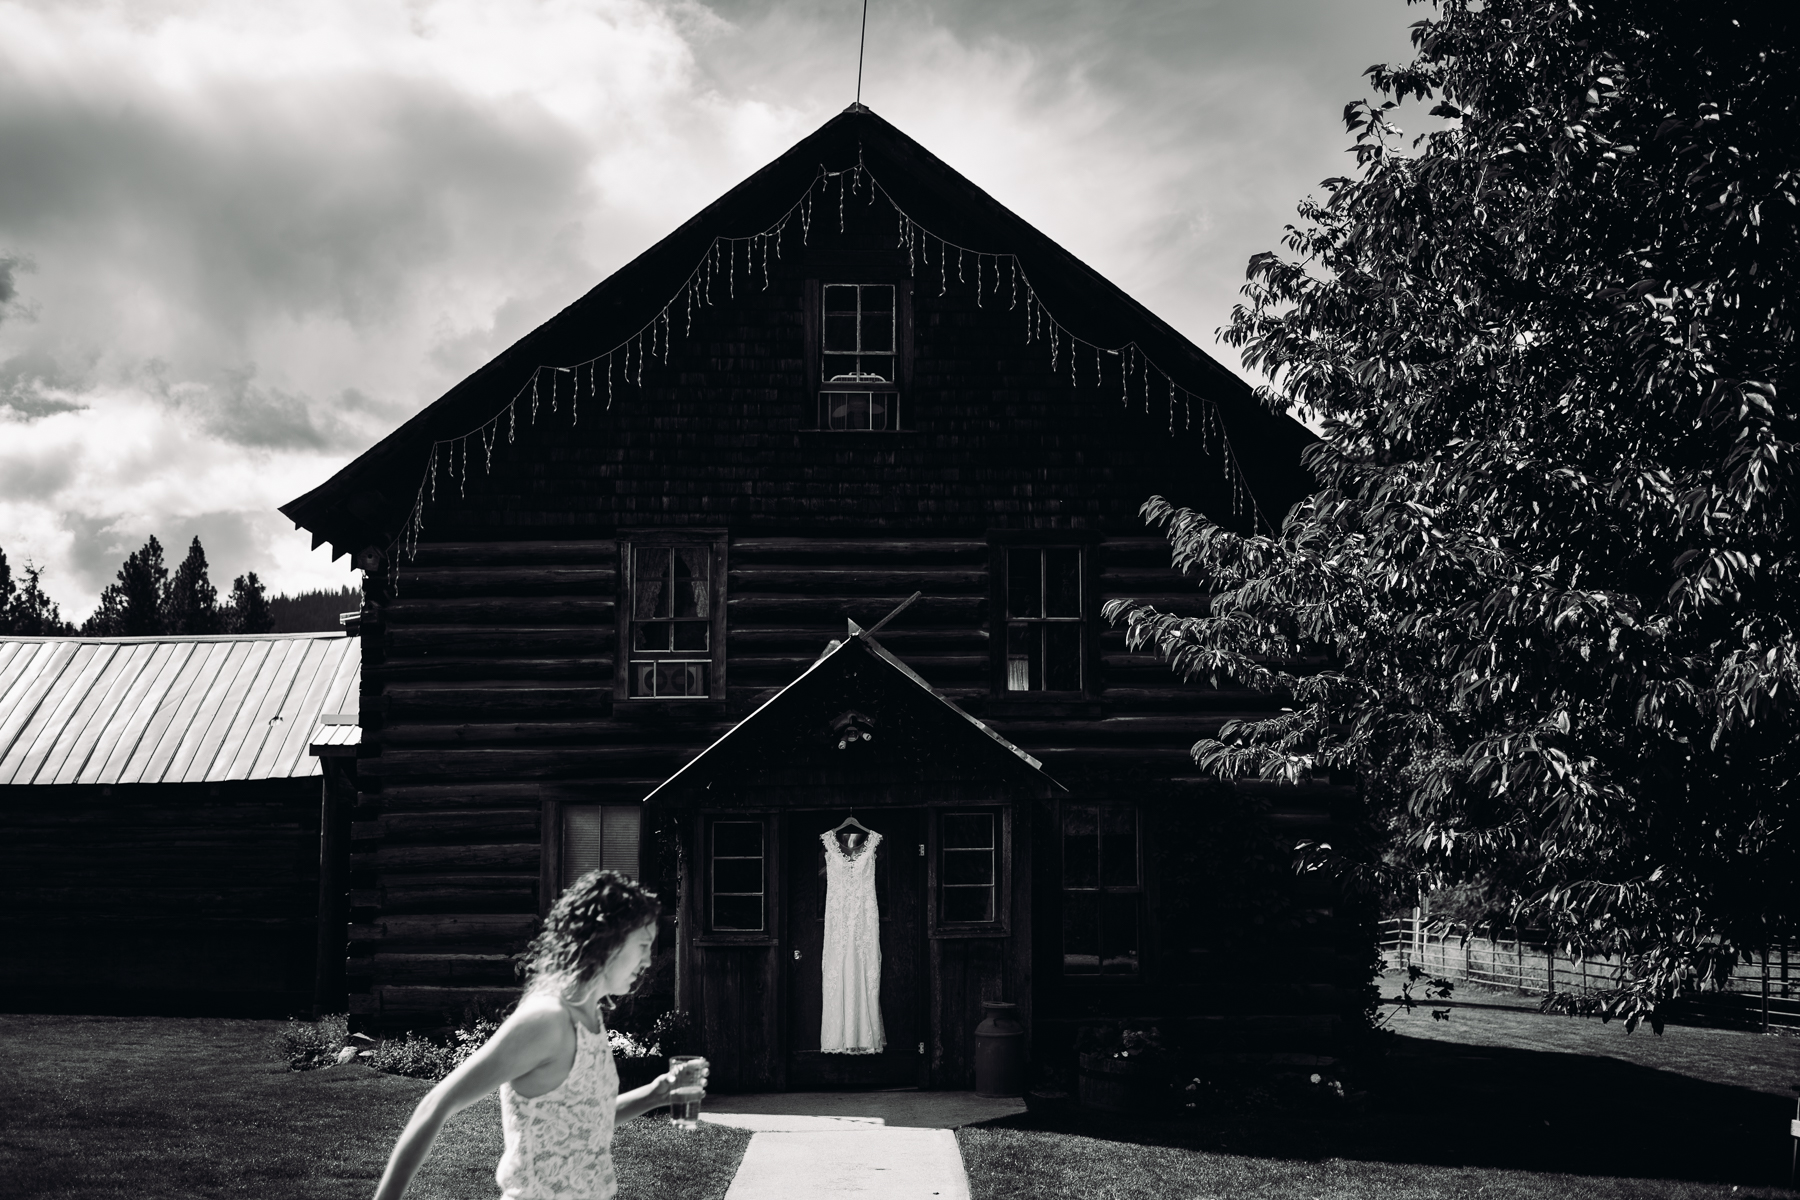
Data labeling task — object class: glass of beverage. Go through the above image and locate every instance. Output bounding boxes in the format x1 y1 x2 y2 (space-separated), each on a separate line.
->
667 1055 708 1130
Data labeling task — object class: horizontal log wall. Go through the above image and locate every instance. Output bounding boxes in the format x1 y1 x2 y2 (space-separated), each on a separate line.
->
0 780 323 1016
353 533 1357 1042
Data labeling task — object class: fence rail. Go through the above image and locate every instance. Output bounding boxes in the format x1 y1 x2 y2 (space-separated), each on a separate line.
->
1378 914 1800 1030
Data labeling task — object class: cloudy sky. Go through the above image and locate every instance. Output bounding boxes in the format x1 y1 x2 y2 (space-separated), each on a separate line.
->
0 0 1422 622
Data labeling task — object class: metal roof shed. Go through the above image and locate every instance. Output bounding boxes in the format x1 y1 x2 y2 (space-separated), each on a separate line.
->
0 633 360 1017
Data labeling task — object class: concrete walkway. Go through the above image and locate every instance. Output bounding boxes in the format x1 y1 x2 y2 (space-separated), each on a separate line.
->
701 1091 1024 1200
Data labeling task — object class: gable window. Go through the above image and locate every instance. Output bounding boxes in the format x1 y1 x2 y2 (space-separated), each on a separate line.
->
561 805 642 886
618 534 727 701
807 280 911 431
709 819 766 932
1061 803 1139 976
1004 547 1085 692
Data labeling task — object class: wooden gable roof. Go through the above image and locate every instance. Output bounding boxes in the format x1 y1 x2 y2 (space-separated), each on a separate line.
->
281 105 1315 561
0 633 359 786
646 621 1063 803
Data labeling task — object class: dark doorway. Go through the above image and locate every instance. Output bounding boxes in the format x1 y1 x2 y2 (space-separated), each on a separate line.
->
785 807 927 1089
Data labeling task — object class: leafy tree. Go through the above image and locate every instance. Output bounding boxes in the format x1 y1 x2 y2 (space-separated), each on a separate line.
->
83 535 170 636
162 536 222 634
0 548 76 636
1108 0 1796 1030
224 572 275 634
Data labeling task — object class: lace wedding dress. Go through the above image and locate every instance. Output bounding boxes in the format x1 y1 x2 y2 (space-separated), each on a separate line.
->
819 828 886 1054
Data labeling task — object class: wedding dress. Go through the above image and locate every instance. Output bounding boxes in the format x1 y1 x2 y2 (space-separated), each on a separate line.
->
819 827 886 1054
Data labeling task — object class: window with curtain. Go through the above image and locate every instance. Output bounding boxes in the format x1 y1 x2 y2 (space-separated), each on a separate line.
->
625 542 717 698
1004 547 1084 692
1061 803 1140 976
561 805 643 887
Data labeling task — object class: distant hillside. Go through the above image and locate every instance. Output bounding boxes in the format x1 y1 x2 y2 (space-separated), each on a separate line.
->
269 586 361 633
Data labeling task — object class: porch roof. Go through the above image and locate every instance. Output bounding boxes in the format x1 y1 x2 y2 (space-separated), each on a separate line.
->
645 621 1063 802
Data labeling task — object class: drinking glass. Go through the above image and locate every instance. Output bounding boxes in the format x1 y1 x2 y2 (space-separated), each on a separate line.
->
667 1055 708 1130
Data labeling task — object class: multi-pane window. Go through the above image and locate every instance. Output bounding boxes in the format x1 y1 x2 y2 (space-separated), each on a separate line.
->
940 812 997 924
628 545 713 698
820 283 898 430
1005 548 1084 692
1061 804 1140 976
562 805 642 887
710 820 765 932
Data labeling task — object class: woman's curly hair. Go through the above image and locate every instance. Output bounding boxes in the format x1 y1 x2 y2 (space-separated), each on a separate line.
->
520 870 661 1001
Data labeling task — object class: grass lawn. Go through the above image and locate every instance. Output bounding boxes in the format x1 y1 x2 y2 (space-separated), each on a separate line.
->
0 1014 751 1200
959 996 1800 1200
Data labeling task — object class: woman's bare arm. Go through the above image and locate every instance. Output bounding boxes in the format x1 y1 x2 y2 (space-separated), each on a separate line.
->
371 1008 566 1200
614 1060 711 1123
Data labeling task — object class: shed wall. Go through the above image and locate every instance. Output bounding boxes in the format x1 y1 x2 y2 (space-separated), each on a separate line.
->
0 779 324 1016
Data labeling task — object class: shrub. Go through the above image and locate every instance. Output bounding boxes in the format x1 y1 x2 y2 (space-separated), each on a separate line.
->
366 1018 502 1082
270 1014 349 1071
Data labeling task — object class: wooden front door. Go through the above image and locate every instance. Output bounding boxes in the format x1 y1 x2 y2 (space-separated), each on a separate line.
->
785 808 927 1089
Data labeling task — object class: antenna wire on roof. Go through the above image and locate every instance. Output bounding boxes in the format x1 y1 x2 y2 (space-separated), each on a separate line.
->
856 0 869 105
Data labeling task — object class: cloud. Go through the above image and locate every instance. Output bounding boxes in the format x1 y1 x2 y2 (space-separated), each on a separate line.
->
0 0 1420 620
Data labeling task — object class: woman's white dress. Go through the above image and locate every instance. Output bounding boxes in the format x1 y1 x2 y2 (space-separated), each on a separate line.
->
819 828 886 1054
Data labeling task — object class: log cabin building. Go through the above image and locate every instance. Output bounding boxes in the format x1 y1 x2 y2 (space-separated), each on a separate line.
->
280 106 1371 1090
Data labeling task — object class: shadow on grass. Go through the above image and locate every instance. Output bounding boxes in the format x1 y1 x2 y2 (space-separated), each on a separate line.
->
974 1035 1799 1190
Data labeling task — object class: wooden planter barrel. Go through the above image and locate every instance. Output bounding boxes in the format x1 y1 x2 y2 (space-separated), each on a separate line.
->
1077 1052 1172 1114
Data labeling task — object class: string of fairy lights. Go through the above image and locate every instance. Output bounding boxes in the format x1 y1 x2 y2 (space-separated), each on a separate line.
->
388 154 1271 572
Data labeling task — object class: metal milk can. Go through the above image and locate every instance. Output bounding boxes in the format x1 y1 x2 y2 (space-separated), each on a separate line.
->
973 1000 1025 1097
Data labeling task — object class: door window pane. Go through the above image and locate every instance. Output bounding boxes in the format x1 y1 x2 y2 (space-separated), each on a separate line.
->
939 811 998 925
711 820 765 932
944 886 994 923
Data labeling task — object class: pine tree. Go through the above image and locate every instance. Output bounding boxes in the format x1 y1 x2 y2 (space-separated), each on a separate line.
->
84 536 169 636
0 552 76 637
224 572 275 634
162 536 222 635
0 548 13 634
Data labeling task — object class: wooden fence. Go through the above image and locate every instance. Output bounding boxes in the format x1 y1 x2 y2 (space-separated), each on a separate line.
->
1378 914 1800 1030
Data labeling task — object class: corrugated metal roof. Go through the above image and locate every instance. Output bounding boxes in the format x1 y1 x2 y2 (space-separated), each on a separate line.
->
309 720 361 755
0 633 359 786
